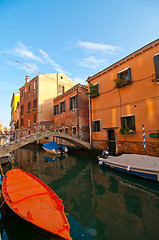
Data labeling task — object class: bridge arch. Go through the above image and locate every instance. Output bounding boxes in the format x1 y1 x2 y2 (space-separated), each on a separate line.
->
0 131 90 158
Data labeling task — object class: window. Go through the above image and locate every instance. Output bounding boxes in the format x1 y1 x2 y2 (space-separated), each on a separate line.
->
121 115 136 132
59 128 63 132
21 118 24 126
33 99 37 109
54 104 59 115
34 81 37 90
70 95 77 110
58 84 65 94
92 120 101 132
117 67 131 86
60 101 65 113
34 114 36 123
65 127 68 134
154 54 159 80
28 85 31 94
72 126 76 135
90 83 100 98
21 105 24 115
21 90 24 98
28 102 31 112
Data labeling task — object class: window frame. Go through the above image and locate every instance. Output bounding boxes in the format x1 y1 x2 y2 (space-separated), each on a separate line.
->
117 67 132 86
60 101 65 114
54 104 59 116
70 95 77 110
92 120 101 132
121 114 136 132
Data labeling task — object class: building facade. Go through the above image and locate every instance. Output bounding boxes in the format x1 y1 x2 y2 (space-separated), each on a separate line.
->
87 39 159 157
19 73 76 136
10 92 20 134
53 84 89 145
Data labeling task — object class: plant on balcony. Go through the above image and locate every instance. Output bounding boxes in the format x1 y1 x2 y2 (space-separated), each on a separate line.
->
86 83 96 96
20 112 23 115
114 78 125 88
32 108 37 111
27 110 30 113
119 126 130 135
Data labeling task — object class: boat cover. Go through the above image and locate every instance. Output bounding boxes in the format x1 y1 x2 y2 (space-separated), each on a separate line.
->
43 142 59 150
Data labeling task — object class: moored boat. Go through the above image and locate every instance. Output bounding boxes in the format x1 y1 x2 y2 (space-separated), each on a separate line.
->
42 142 68 155
98 154 159 181
1 169 72 240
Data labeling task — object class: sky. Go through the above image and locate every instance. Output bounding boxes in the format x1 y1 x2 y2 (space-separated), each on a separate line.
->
0 0 159 128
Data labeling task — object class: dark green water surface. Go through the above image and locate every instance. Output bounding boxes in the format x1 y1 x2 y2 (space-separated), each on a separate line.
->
1 145 159 240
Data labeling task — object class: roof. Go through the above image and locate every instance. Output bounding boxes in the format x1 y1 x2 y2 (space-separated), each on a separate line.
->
87 38 159 82
53 83 88 101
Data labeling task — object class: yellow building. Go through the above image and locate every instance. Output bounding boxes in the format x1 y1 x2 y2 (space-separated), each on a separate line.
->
10 92 20 134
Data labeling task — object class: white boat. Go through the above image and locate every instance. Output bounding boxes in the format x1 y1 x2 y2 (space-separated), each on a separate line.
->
98 153 159 181
42 142 68 155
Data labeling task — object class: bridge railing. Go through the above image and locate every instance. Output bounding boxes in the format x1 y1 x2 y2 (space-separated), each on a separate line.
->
14 122 89 143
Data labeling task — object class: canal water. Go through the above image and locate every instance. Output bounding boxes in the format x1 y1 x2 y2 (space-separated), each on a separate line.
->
0 145 159 240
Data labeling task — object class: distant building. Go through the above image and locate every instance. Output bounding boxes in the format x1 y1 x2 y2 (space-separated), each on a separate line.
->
53 84 89 146
10 92 20 134
19 73 76 136
87 39 159 157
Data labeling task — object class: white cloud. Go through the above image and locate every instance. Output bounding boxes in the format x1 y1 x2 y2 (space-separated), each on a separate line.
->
73 77 87 85
77 56 108 69
7 41 67 74
77 40 121 54
9 41 43 62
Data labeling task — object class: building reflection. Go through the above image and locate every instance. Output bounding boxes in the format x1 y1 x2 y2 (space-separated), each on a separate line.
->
12 146 159 240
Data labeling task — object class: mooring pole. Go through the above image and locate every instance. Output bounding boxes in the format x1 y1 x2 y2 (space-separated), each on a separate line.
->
142 125 146 155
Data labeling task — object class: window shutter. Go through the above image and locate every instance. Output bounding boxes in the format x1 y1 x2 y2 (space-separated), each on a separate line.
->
54 105 56 115
75 95 78 108
69 98 72 110
92 121 96 132
95 83 99 95
64 101 65 112
128 67 131 82
131 115 136 131
60 103 62 113
154 55 159 79
117 73 122 79
121 117 125 128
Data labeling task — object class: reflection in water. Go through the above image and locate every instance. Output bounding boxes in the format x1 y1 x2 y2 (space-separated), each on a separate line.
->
0 146 159 240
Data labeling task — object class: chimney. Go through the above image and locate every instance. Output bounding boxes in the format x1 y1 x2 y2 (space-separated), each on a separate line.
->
25 75 29 84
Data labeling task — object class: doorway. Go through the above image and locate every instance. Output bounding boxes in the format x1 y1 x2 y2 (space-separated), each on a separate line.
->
108 130 116 154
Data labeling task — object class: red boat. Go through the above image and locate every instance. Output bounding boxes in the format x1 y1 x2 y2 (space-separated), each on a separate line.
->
1 169 72 240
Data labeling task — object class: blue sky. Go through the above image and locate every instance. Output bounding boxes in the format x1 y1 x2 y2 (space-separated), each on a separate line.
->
0 0 159 127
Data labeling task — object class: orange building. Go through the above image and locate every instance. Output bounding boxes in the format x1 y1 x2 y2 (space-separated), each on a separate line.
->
87 39 159 157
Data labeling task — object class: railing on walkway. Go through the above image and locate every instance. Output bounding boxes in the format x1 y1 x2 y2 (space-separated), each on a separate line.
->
0 122 90 157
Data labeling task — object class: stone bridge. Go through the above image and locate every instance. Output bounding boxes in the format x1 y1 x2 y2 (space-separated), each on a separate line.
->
0 131 90 158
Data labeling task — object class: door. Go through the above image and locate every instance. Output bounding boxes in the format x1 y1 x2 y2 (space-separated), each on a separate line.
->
108 130 116 154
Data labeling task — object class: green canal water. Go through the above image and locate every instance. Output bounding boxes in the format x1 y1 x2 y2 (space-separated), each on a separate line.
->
1 145 159 240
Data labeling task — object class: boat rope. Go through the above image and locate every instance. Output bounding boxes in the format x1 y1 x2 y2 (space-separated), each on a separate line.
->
0 200 5 209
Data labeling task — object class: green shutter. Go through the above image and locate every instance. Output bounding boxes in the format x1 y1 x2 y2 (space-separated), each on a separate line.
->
64 101 65 112
69 98 72 110
131 115 135 131
75 95 78 108
128 67 131 82
60 103 62 113
154 55 159 79
121 117 125 128
92 121 96 132
95 83 99 96
54 105 56 115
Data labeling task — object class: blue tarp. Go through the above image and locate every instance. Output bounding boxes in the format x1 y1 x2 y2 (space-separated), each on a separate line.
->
43 142 59 150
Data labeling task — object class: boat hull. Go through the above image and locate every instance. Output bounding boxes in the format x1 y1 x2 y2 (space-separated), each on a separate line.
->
99 160 159 181
1 169 72 240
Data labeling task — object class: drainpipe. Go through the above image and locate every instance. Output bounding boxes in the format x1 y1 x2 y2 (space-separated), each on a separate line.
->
89 88 93 149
